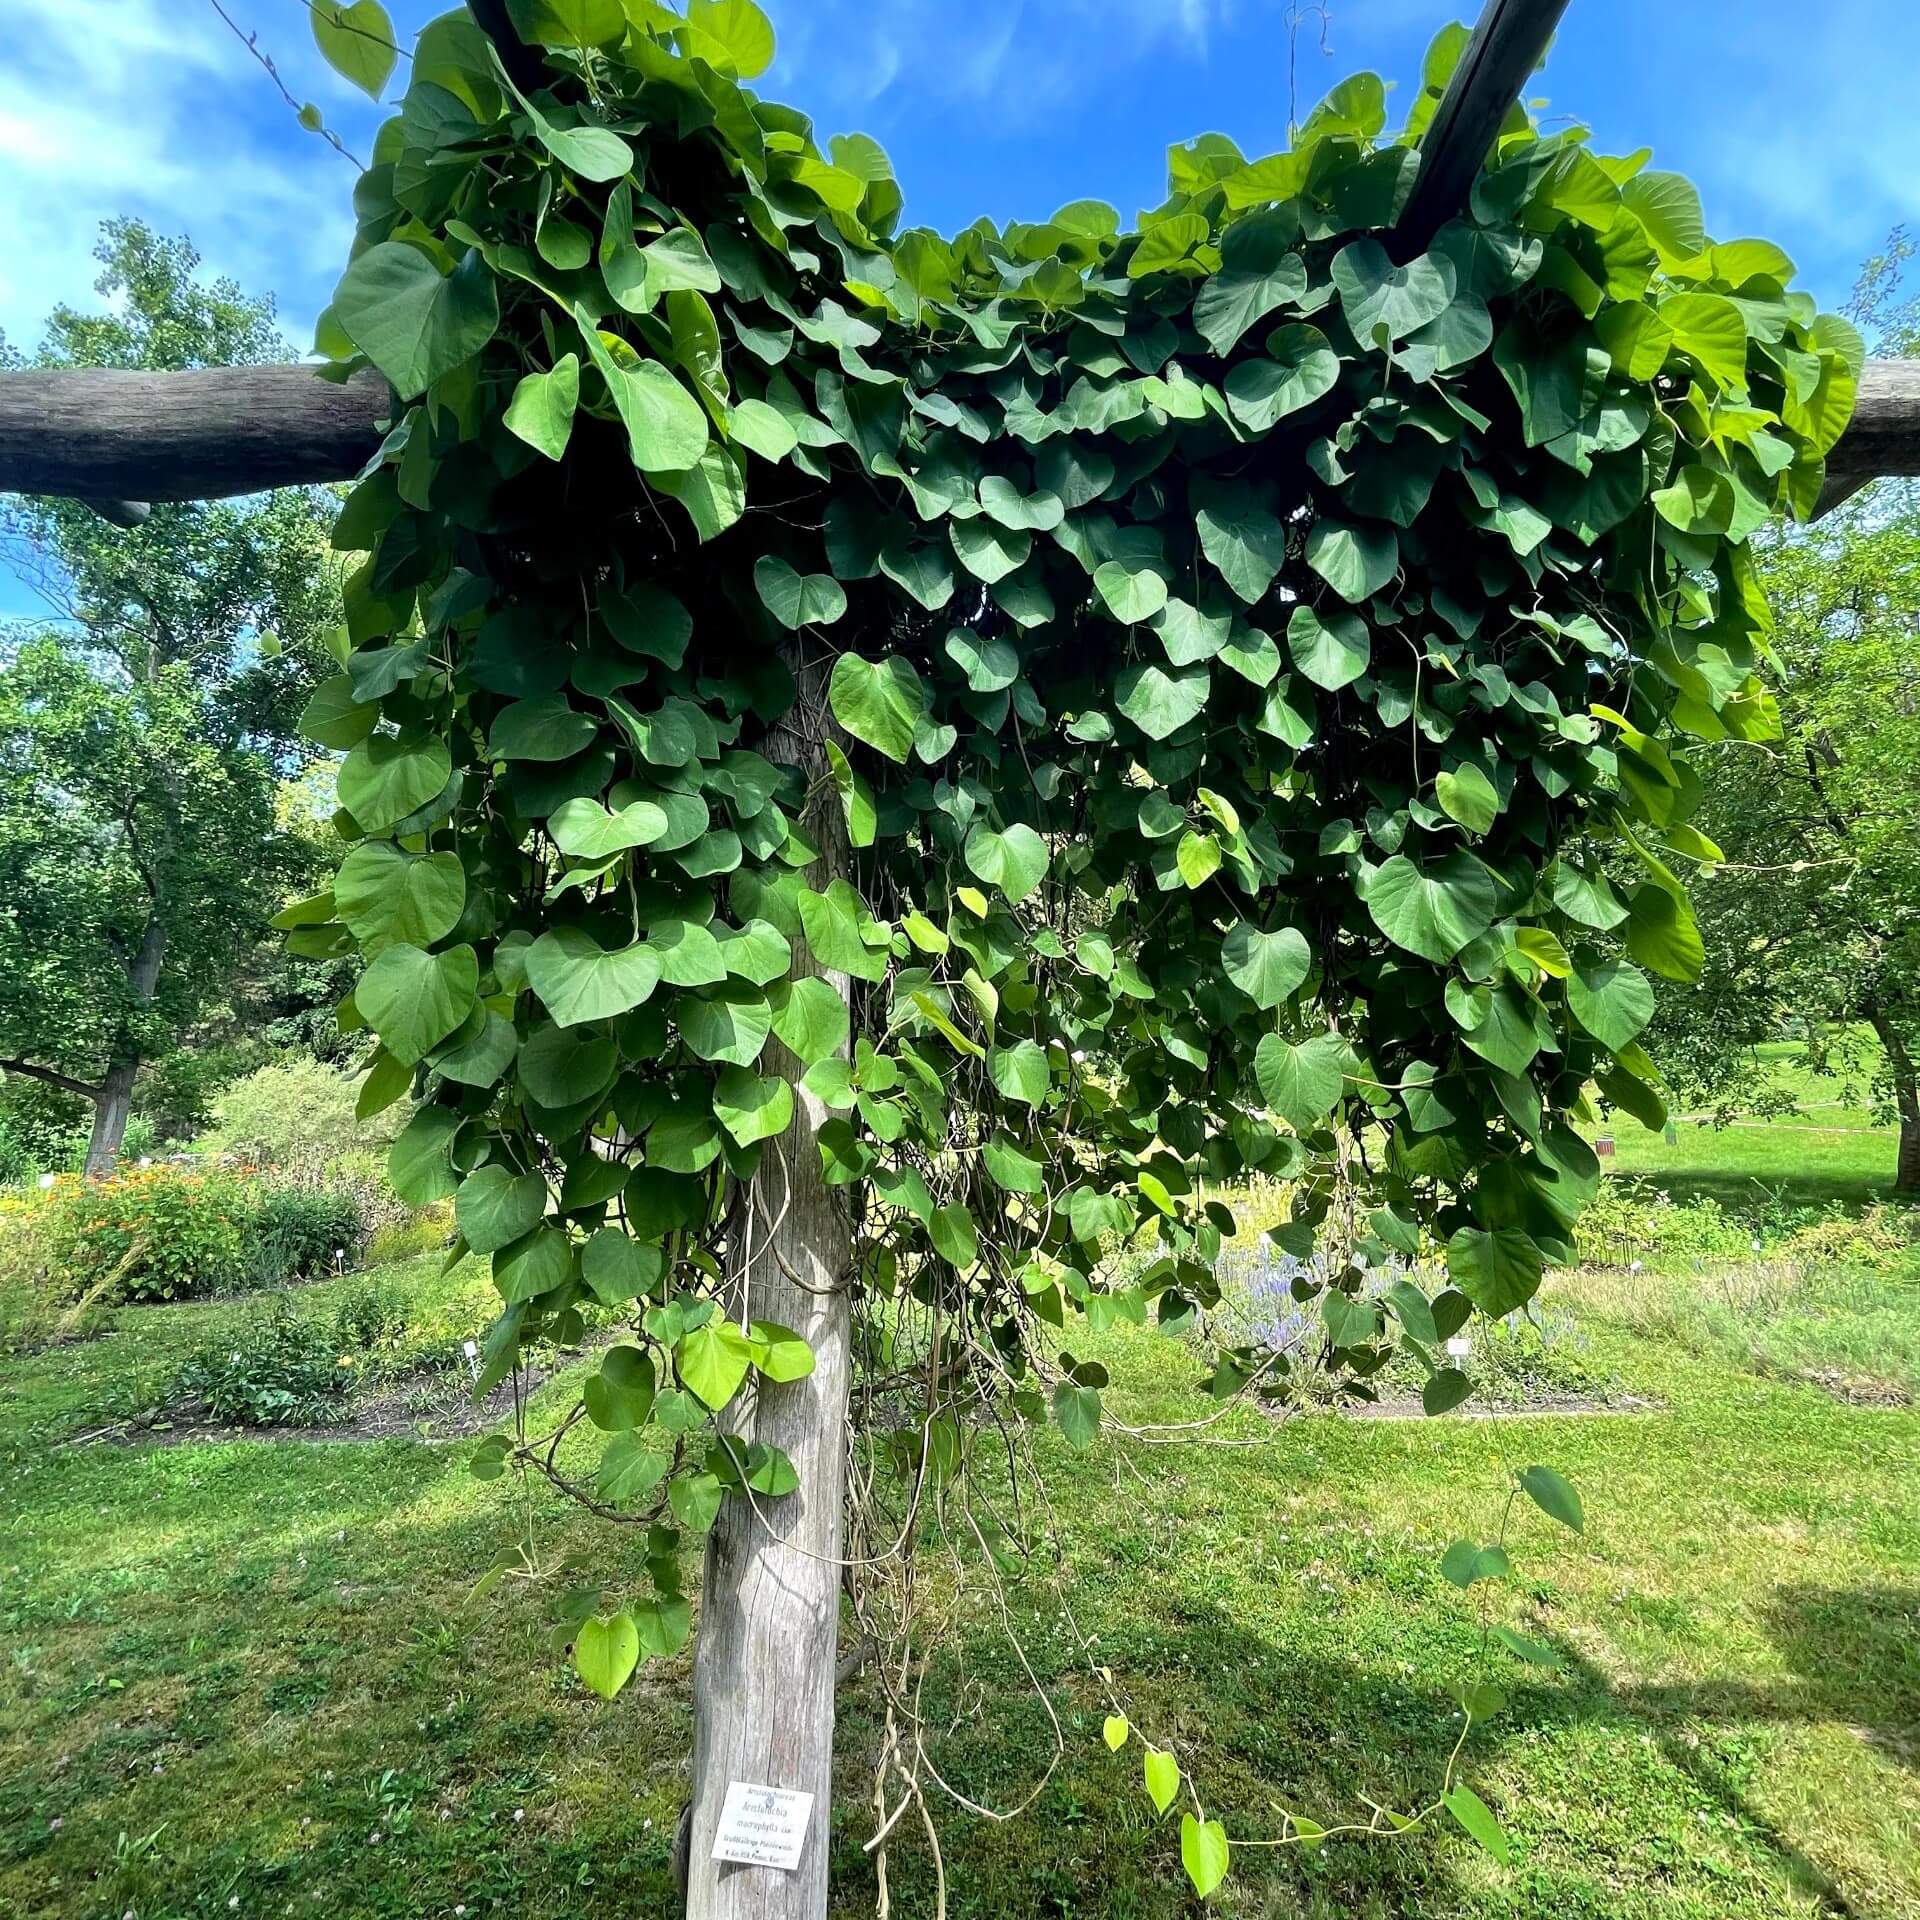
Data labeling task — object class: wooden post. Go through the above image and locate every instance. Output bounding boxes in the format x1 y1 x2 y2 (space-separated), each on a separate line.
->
687 644 854 1920
1394 0 1572 256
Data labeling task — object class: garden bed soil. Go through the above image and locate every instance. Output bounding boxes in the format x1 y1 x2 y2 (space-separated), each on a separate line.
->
62 1362 545 1448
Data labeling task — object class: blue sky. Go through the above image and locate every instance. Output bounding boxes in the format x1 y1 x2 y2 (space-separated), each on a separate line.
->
3 0 1917 616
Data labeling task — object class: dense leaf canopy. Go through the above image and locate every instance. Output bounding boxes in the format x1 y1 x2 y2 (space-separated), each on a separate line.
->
298 3 1856 1645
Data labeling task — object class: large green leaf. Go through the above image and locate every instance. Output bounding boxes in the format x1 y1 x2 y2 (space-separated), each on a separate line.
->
337 734 451 834
828 653 924 764
1222 923 1311 1009
1195 496 1288 603
333 243 498 400
504 355 580 461
1254 1032 1346 1133
1331 239 1455 343
548 795 670 858
456 1163 548 1254
1305 519 1398 603
1436 763 1500 834
1566 958 1655 1050
678 1319 755 1409
769 978 850 1064
310 0 397 98
1180 1815 1230 1899
576 311 710 473
677 983 772 1065
527 926 663 1026
754 555 847 629
357 943 478 1065
964 823 1049 903
713 1065 794 1144
1223 323 1338 431
1115 661 1208 741
1286 604 1370 690
1446 1226 1545 1317
681 0 776 75
490 693 599 762
507 0 624 47
334 843 466 949
1364 853 1498 963
1193 212 1309 355
573 1611 640 1701
1093 561 1169 625
987 1038 1050 1108
1625 884 1703 983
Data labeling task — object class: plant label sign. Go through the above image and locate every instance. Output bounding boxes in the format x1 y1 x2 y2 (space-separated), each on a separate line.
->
712 1781 814 1871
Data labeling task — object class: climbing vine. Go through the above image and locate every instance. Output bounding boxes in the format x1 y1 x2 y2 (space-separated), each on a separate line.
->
284 0 1858 1891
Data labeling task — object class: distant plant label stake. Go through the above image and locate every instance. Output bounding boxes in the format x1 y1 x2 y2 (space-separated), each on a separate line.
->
711 1783 814 1871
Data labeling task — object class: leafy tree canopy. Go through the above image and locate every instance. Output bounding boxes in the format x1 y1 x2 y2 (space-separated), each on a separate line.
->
0 224 340 1165
1648 508 1920 1185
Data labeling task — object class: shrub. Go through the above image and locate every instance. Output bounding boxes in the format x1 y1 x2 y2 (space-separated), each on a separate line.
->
0 1074 88 1182
170 1297 355 1427
239 1184 367 1289
43 1165 250 1303
328 1279 413 1363
201 1058 400 1172
35 1164 375 1305
1574 1179 1756 1270
166 1280 452 1428
366 1209 453 1266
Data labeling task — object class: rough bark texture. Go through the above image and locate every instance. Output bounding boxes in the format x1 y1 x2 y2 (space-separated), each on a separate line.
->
1866 1011 1920 1195
1393 0 1573 257
1815 360 1920 515
686 646 854 1920
83 1063 138 1181
0 364 387 505
83 920 168 1179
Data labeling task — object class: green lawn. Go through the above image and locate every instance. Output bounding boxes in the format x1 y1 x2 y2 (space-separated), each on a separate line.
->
4 1244 1917 1919
1594 1033 1907 1208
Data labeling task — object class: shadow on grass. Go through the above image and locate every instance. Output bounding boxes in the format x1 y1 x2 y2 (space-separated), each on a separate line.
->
829 1581 1920 1919
9 1433 1916 1920
1613 1168 1897 1214
1544 1584 1920 1920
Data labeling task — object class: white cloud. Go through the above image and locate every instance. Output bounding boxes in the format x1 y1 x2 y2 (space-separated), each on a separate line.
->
0 0 357 353
765 0 1230 130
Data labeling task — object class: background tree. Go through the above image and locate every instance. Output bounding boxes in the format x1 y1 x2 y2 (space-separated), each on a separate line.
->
1647 246 1920 1193
0 223 340 1174
1646 513 1920 1190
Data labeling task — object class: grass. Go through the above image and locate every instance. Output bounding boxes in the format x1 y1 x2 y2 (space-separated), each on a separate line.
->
3 1209 1918 1920
1593 1033 1906 1208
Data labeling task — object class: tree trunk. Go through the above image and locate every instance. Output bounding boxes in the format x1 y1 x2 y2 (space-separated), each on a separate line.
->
686 646 854 1920
83 1061 138 1179
83 919 169 1180
1865 1007 1920 1196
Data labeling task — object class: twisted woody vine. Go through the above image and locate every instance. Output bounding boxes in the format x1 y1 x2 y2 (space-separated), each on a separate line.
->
279 0 1861 1896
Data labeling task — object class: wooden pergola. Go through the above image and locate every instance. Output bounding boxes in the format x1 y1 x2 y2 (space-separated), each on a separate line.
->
1 4 1914 1918
0 0 1913 516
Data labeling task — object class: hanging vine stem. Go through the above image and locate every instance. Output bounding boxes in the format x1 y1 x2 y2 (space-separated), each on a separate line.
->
206 0 363 167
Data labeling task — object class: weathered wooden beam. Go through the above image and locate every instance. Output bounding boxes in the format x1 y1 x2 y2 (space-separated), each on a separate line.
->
0 364 386 505
1814 358 1920 516
1395 0 1573 256
0 0 1915 519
